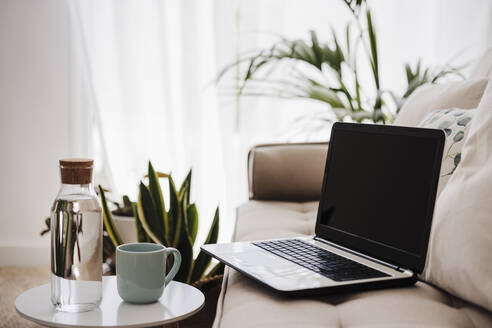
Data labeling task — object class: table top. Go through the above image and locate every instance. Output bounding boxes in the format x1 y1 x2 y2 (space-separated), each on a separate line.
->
15 276 205 328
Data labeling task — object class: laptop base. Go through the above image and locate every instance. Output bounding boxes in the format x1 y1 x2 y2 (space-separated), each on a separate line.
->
201 236 416 297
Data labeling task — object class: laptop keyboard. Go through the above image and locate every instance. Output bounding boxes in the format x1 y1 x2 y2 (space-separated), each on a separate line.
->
253 239 390 282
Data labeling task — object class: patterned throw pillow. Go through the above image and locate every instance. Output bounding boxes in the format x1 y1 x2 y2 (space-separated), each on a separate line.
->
419 108 475 196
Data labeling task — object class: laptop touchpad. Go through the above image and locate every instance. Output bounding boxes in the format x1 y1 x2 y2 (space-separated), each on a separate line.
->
226 250 306 277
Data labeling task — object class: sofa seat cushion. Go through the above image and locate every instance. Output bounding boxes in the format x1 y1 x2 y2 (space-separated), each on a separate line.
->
232 201 319 242
214 201 492 328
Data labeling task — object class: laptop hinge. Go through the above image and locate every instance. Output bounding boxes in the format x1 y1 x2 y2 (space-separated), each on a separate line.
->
313 236 405 272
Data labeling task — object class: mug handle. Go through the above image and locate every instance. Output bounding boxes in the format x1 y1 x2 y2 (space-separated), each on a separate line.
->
164 247 181 286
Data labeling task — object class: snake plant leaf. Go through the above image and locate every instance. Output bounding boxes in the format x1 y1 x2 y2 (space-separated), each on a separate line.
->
168 176 181 247
175 230 194 283
132 202 150 243
137 182 164 244
148 161 169 244
172 173 196 283
186 204 199 245
144 171 169 178
40 217 51 236
178 180 189 206
52 212 61 275
174 197 194 283
98 185 123 247
190 207 220 283
206 262 225 278
179 169 192 204
122 195 132 208
63 211 76 276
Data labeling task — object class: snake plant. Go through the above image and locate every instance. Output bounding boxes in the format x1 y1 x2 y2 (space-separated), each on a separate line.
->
99 162 223 284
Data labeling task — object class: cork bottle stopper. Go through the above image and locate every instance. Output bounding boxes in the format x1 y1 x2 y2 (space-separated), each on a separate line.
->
59 158 94 184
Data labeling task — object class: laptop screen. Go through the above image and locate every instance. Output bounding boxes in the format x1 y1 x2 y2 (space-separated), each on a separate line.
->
315 123 444 273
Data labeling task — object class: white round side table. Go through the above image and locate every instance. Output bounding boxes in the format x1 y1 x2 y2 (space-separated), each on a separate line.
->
15 276 205 328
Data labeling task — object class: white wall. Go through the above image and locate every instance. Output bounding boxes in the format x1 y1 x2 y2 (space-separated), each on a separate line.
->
0 0 70 266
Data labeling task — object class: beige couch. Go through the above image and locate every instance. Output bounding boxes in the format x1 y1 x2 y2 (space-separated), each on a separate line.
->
212 52 492 327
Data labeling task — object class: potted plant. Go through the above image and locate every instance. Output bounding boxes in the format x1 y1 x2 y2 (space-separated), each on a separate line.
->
99 162 223 326
109 195 138 244
218 0 462 126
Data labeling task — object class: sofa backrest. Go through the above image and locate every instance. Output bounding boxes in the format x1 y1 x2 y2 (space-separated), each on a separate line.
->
248 143 328 201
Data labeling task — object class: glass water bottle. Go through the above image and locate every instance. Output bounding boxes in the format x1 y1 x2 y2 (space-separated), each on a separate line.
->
51 159 103 312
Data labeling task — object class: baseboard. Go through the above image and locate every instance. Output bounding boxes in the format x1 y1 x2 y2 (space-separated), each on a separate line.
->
0 243 50 267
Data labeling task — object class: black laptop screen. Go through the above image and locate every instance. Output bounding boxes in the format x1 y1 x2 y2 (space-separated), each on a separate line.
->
316 123 443 272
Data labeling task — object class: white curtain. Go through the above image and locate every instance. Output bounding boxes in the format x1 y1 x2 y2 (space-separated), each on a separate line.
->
70 0 232 245
68 0 492 245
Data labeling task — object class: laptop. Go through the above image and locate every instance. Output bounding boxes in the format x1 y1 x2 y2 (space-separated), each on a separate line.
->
202 122 445 295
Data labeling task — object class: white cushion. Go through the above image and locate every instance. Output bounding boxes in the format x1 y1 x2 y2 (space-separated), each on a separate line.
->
394 79 487 127
419 108 476 196
469 48 492 79
425 81 492 311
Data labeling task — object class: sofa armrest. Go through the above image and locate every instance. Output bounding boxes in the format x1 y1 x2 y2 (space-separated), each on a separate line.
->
248 142 328 202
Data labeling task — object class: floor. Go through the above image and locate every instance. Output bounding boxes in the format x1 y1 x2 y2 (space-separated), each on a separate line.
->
0 266 48 328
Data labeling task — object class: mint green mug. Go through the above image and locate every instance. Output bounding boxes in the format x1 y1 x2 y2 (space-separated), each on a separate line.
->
116 243 181 304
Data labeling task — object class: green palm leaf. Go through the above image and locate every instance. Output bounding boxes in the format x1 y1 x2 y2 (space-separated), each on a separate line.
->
216 0 462 125
366 8 379 90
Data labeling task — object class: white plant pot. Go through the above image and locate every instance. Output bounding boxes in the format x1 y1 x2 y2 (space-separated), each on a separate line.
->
112 214 138 244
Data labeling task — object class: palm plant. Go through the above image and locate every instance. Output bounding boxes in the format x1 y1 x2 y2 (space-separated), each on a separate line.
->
218 0 462 125
99 162 223 284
